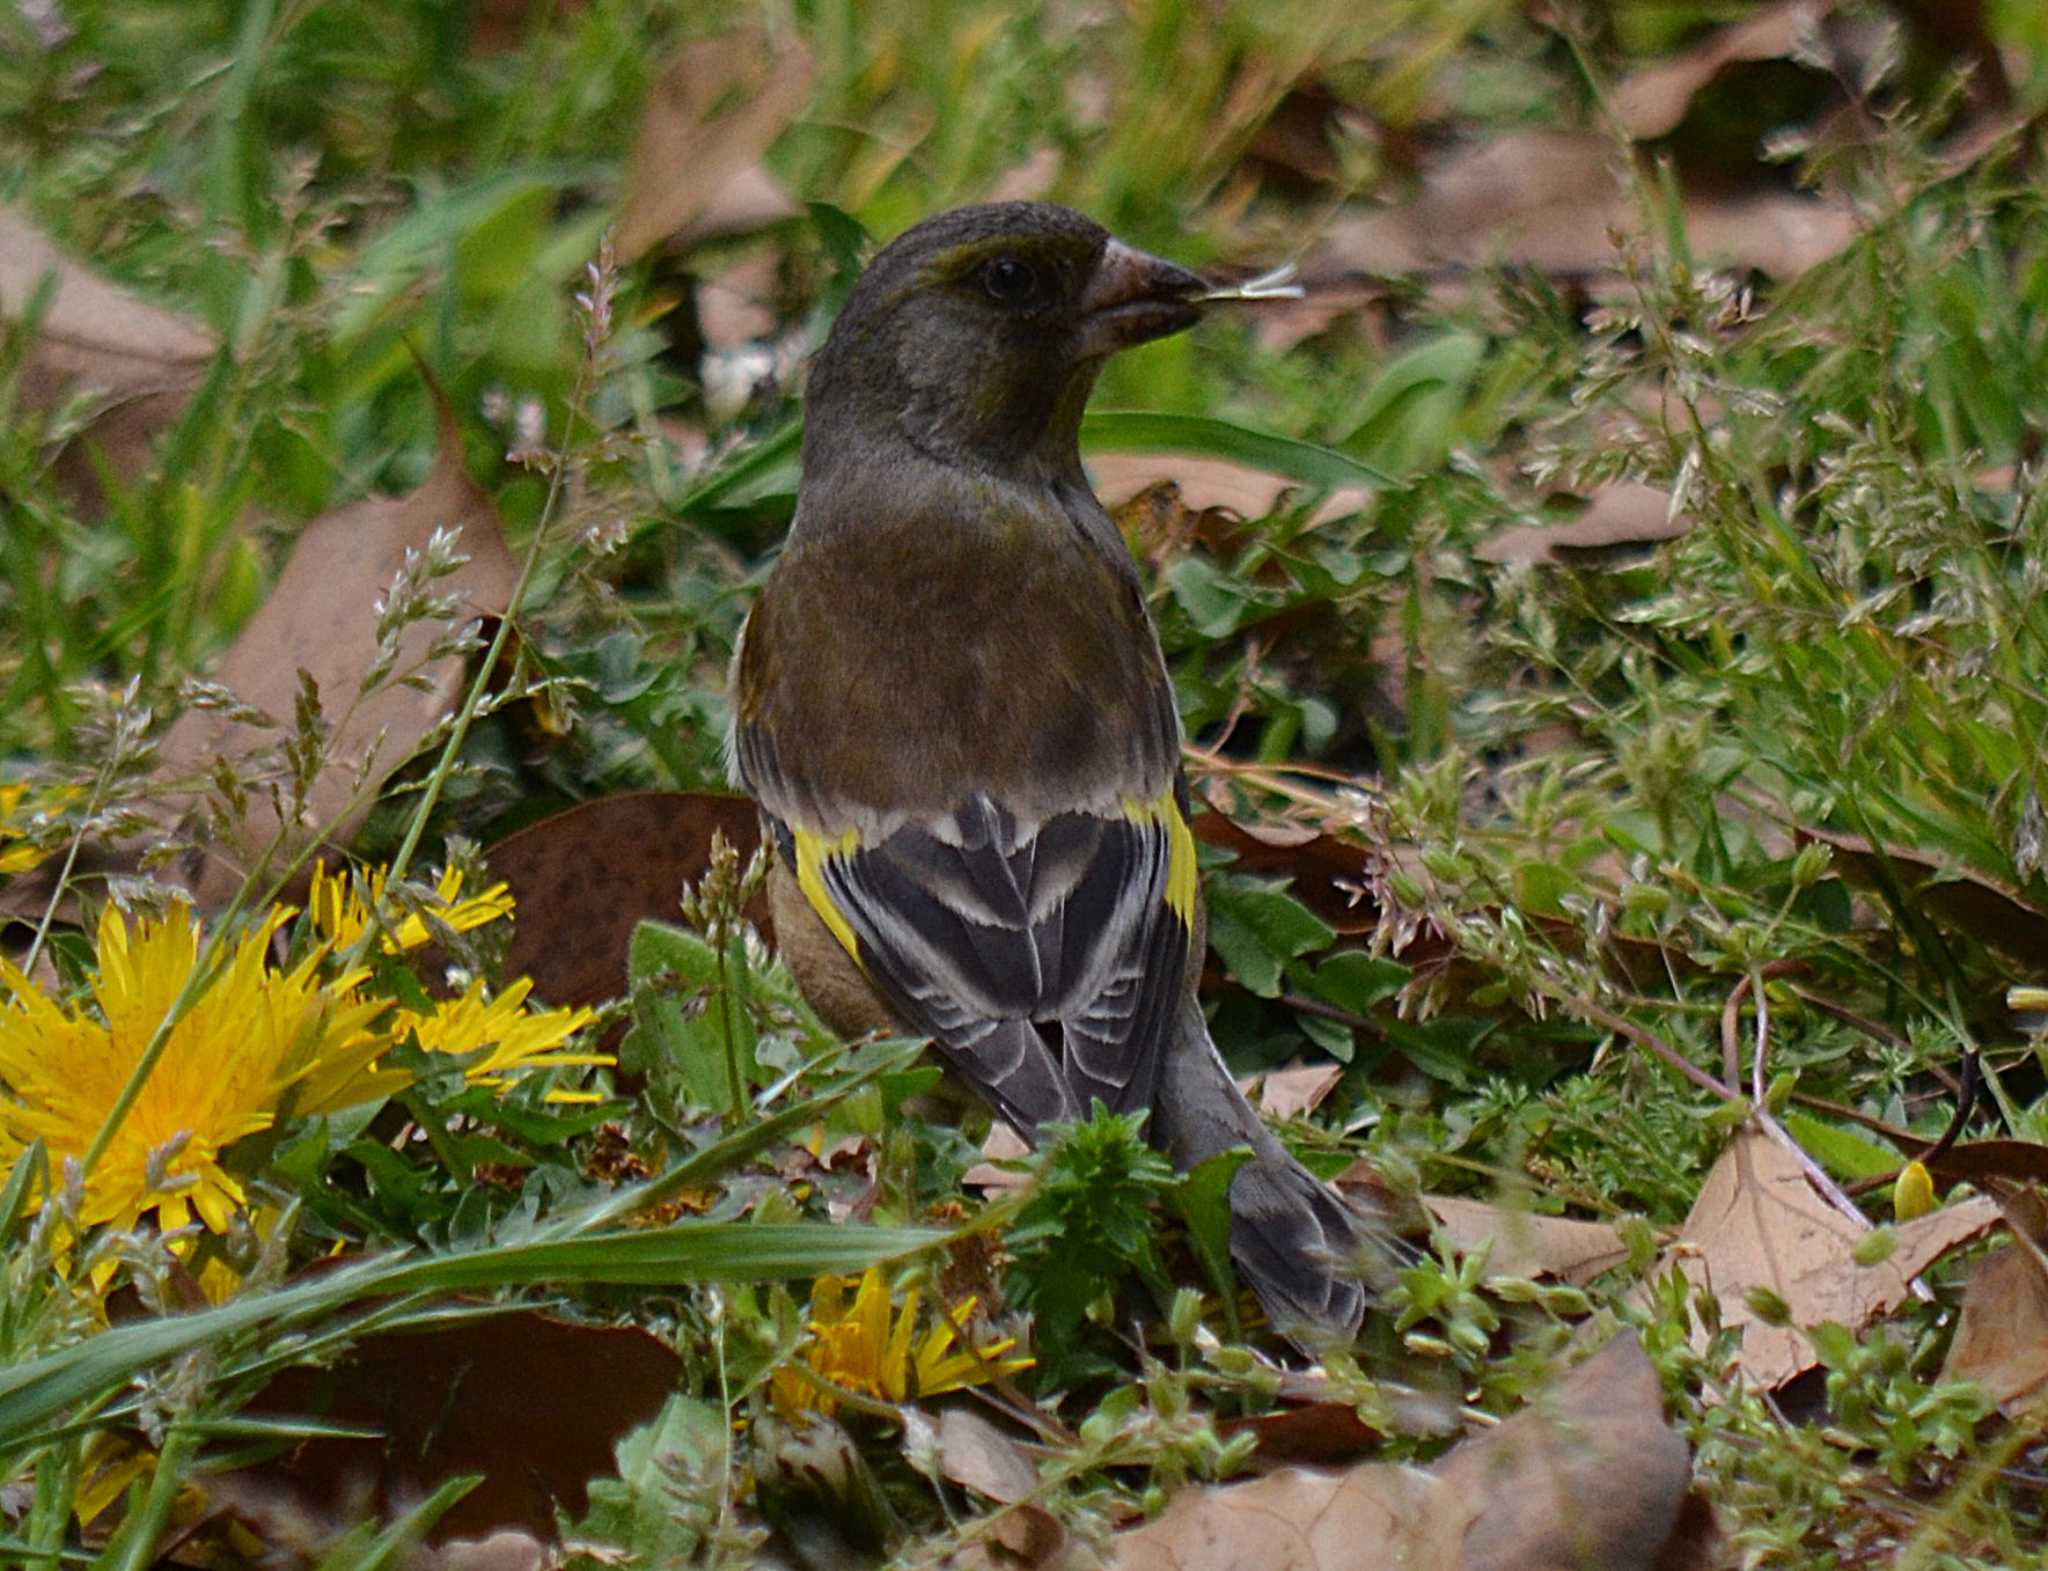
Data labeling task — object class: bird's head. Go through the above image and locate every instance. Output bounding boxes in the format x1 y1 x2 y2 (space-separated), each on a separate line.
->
801 202 1204 480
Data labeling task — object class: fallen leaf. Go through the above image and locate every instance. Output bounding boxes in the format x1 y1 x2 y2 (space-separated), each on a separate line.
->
1475 482 1691 566
1112 1334 1700 1570
950 1503 1084 1571
1317 129 1858 282
1919 1139 2048 1193
1436 1333 1714 1571
1422 1195 1632 1286
938 1408 1041 1505
483 792 767 1009
1941 1244 2048 1415
1639 1122 2000 1388
1794 826 2048 961
466 0 586 53
154 401 517 910
1253 1063 1344 1120
210 1309 680 1549
616 29 815 261
1108 1458 1461 1571
0 203 214 506
1611 0 1841 139
1188 810 1381 937
1088 452 1371 529
1214 1401 1383 1469
962 1120 1034 1192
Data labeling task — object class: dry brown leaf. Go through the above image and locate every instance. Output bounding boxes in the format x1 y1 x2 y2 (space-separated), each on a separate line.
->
1422 1195 1632 1286
1795 825 2048 961
1639 1122 2000 1388
1253 1063 1344 1120
949 1503 1087 1571
616 29 814 261
0 203 214 505
1088 451 1370 529
1107 1459 1462 1571
1187 810 1384 939
483 791 767 1009
1112 1335 1699 1570
206 1309 679 1552
1475 482 1691 566
1941 1244 2048 1414
1436 1333 1711 1571
1214 1401 1383 1469
939 1408 1041 1505
1316 130 1856 282
962 1120 1034 1192
155 407 517 910
1612 0 1839 139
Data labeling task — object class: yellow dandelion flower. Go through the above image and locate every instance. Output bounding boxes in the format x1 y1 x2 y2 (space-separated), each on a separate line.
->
772 1266 1032 1420
0 781 72 876
396 976 603 1088
307 860 514 955
0 904 395 1241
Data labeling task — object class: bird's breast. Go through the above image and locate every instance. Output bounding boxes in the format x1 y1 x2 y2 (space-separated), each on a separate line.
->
741 507 1175 821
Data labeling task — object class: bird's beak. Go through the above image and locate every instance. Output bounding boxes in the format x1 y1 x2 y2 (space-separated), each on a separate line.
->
1077 239 1205 359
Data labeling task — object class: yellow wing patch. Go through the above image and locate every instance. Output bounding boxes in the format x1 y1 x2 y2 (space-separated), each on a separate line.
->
1122 793 1198 927
792 825 863 962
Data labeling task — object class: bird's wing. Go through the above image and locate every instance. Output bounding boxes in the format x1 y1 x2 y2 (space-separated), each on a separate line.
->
754 779 1197 1140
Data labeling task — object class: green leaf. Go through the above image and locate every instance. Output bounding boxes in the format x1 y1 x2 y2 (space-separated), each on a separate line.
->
1380 1015 1494 1088
1081 411 1393 490
1303 951 1409 1016
1174 1147 1251 1325
1165 555 1252 637
1339 332 1485 473
1206 878 1337 997
1781 1113 1903 1181
629 920 757 1112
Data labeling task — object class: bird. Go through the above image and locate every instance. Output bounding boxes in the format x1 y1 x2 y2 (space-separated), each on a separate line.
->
729 200 1389 1340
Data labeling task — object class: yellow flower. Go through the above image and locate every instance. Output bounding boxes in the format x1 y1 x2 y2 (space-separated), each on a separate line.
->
307 860 514 955
394 976 603 1096
0 904 394 1240
0 781 72 876
772 1266 1032 1420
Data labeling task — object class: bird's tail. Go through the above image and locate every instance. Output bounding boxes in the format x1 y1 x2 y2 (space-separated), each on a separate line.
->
1148 992 1407 1345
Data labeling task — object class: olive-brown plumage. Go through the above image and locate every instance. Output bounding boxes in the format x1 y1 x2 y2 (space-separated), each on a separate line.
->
732 201 1388 1340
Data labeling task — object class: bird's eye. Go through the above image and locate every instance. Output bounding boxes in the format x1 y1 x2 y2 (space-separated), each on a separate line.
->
981 254 1040 305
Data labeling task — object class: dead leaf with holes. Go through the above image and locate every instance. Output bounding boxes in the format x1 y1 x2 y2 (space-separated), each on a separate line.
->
0 204 215 508
1422 1195 1632 1286
616 28 813 261
155 402 517 910
1636 1122 2000 1388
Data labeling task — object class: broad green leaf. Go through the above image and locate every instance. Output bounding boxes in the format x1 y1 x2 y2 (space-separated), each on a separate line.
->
1206 878 1337 998
1303 951 1409 1016
1165 555 1252 637
1782 1112 1903 1181
1081 411 1393 490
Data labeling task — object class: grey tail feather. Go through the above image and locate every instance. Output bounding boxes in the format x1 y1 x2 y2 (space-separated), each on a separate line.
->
1149 991 1411 1346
